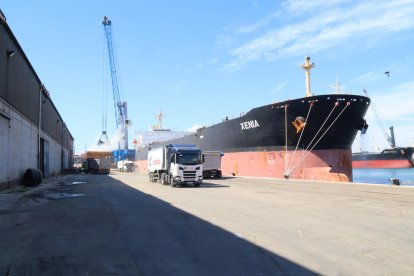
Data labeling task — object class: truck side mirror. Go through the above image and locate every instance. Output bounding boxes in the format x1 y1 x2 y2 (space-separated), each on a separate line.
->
170 154 175 163
202 154 205 163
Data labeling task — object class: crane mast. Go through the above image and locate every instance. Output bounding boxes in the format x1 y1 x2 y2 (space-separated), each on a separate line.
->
102 16 128 160
362 89 395 148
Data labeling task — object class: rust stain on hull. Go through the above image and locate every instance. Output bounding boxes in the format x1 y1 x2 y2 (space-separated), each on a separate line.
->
221 149 352 182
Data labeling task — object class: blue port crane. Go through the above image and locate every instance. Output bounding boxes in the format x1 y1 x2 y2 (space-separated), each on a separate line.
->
102 16 129 161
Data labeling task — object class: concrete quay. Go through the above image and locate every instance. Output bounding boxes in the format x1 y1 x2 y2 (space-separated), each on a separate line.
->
1 171 413 275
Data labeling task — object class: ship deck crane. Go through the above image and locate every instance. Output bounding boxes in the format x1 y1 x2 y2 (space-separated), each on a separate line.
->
362 89 395 148
102 16 129 161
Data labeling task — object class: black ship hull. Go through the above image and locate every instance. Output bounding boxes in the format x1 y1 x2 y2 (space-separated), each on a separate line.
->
136 94 370 181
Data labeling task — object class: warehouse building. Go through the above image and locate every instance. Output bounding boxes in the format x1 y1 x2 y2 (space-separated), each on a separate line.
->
0 10 74 189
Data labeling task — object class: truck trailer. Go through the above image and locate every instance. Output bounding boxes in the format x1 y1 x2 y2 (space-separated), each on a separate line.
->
148 144 203 187
83 151 111 174
82 157 110 174
202 151 223 178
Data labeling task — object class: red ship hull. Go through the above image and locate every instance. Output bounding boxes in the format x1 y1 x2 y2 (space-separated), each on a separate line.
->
220 149 352 182
353 159 413 169
136 149 353 182
352 147 414 169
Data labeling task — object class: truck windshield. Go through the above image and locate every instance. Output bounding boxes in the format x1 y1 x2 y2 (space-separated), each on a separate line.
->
176 153 202 165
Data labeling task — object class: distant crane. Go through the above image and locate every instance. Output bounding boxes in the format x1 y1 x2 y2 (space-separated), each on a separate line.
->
102 16 129 160
362 89 395 148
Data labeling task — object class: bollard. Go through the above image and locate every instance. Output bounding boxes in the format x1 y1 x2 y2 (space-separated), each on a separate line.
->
390 178 400 185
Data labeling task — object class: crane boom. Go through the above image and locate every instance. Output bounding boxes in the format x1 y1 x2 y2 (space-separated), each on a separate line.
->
102 16 128 160
362 89 395 148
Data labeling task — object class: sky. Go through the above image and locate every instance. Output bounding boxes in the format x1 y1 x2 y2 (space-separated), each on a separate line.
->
2 0 414 154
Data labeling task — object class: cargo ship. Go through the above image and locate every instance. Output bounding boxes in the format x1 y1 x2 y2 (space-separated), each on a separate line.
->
135 57 370 182
352 89 414 169
352 147 414 168
352 126 414 168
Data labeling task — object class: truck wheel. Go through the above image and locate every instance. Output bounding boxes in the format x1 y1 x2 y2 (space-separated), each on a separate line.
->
205 171 211 179
170 176 177 187
194 182 200 187
161 173 166 185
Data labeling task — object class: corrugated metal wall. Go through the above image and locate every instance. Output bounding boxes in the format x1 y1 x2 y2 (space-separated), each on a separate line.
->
0 24 39 125
0 17 73 152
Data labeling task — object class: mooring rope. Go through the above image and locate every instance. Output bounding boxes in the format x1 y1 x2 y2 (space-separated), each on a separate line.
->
285 101 314 176
286 101 350 178
285 101 339 177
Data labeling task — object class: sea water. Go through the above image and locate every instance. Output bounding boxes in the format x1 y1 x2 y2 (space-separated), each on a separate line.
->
353 168 414 186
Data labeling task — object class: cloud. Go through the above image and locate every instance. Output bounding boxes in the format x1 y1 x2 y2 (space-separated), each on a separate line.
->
215 34 234 47
223 0 414 71
371 81 414 120
282 0 352 14
270 81 288 95
350 71 384 84
236 12 280 34
166 80 188 95
206 57 220 65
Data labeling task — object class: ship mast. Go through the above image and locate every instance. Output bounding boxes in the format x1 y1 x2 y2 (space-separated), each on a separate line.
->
300 56 315 97
150 111 170 131
156 111 163 129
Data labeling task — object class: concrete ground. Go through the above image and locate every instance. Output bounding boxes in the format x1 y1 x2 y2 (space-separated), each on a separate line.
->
1 171 413 275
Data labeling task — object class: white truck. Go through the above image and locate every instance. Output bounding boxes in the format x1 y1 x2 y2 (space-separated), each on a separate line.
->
148 144 203 187
117 160 135 172
202 151 223 178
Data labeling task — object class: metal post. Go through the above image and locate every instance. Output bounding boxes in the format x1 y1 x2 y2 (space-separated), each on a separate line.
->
38 86 42 170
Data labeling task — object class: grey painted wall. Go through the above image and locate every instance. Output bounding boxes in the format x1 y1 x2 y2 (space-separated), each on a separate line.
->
0 98 71 189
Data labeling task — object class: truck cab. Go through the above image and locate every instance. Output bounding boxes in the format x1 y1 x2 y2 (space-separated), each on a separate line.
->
117 160 135 172
168 147 203 186
148 144 203 187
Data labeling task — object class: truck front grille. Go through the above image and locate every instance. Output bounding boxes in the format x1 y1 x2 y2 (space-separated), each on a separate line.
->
183 170 196 180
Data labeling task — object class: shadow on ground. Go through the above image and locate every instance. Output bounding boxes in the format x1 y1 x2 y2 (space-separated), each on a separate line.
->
0 174 316 275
